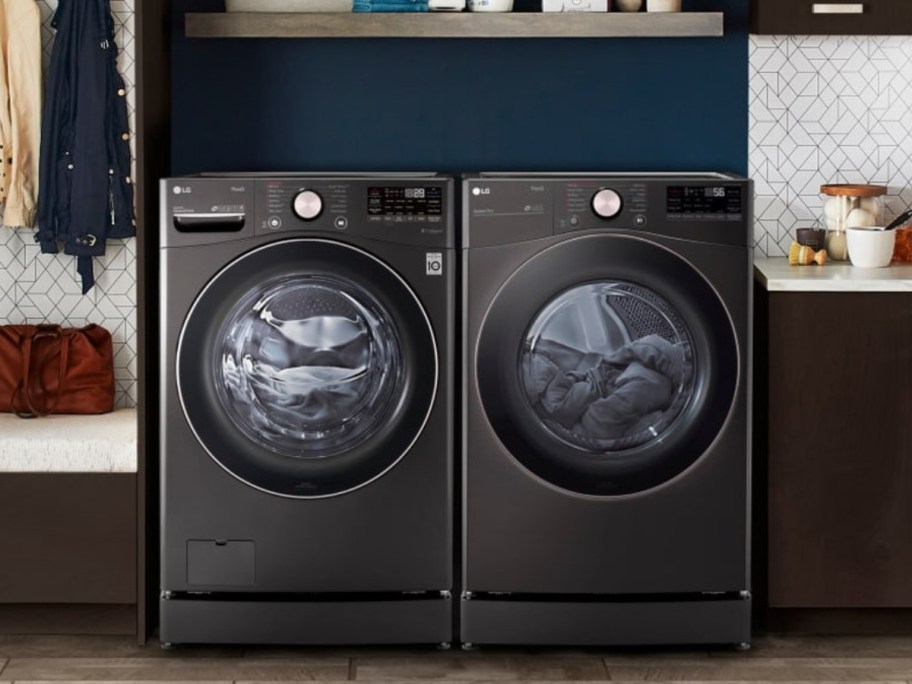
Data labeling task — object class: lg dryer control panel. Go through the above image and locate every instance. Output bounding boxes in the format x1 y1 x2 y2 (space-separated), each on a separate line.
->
463 174 750 249
554 179 649 232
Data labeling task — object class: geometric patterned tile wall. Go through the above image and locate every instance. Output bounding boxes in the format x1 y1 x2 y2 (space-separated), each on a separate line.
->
750 35 912 257
5 28 910 405
0 0 137 408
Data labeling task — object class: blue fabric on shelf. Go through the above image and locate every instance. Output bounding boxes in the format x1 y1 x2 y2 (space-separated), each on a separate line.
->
353 4 428 9
353 0 428 10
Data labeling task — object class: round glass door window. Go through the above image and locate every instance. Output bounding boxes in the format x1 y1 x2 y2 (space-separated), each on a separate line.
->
178 239 438 498
475 234 738 497
521 282 694 454
216 275 403 459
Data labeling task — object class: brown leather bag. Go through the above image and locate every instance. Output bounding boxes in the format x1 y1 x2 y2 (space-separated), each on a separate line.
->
0 324 115 417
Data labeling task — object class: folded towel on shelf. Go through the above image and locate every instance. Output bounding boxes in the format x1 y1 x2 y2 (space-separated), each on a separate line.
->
353 0 429 10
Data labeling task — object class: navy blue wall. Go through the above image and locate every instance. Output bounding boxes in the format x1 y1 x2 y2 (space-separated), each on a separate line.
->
172 0 748 175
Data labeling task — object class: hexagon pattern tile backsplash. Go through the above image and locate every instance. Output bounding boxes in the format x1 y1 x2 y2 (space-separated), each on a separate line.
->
1 0 137 409
751 35 912 257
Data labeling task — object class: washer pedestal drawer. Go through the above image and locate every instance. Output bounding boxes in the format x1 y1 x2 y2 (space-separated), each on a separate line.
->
160 595 452 645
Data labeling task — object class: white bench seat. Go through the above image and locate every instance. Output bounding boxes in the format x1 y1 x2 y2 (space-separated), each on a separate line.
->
0 408 137 473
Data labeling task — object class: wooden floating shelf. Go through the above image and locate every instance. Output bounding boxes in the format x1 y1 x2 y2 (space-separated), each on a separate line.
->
185 11 724 39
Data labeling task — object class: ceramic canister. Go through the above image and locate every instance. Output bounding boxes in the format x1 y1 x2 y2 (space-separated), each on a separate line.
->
646 0 680 10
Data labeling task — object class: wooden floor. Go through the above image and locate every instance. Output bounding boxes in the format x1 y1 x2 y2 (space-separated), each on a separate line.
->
2 635 912 682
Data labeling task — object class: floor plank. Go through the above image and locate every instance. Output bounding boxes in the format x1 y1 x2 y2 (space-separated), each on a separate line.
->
713 634 912 659
0 657 350 681
7 681 909 684
240 646 449 659
237 681 908 684
1 636 912 682
0 636 234 659
240 647 709 659
604 656 912 681
0 679 910 684
243 681 911 684
353 656 609 680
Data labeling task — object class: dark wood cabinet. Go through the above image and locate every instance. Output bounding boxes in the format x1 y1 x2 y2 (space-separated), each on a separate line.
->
0 474 137 635
757 290 912 608
751 0 912 35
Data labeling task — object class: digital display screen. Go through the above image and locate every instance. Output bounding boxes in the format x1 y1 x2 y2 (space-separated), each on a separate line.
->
667 185 742 216
368 186 443 217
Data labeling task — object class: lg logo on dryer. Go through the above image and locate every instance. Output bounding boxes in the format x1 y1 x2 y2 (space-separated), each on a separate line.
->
473 185 545 195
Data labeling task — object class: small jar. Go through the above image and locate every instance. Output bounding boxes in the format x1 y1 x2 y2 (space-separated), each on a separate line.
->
821 184 886 261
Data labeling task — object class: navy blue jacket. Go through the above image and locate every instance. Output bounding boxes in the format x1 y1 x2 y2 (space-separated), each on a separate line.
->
37 0 135 294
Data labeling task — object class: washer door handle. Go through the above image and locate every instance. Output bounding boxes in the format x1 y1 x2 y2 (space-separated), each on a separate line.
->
174 213 246 233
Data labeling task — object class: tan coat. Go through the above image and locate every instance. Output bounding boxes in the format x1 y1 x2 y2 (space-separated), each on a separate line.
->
0 0 41 228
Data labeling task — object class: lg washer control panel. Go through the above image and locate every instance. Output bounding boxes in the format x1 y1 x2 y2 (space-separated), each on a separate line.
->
258 180 353 233
255 178 450 247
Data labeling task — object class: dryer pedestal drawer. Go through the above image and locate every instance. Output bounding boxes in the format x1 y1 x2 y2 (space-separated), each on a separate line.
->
461 596 751 646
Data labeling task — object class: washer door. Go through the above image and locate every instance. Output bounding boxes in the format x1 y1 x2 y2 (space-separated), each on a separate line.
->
178 239 437 498
476 234 738 497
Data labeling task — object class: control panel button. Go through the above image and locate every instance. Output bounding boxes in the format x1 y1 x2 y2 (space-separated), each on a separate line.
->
334 216 349 230
569 216 580 227
592 188 623 219
292 190 323 221
635 215 647 227
267 216 282 230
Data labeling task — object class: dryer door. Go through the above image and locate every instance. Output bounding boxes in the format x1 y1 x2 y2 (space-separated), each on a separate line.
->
476 234 738 497
178 239 437 498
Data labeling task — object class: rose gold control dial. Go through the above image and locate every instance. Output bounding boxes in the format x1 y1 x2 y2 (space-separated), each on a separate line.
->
292 190 323 221
592 188 622 219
